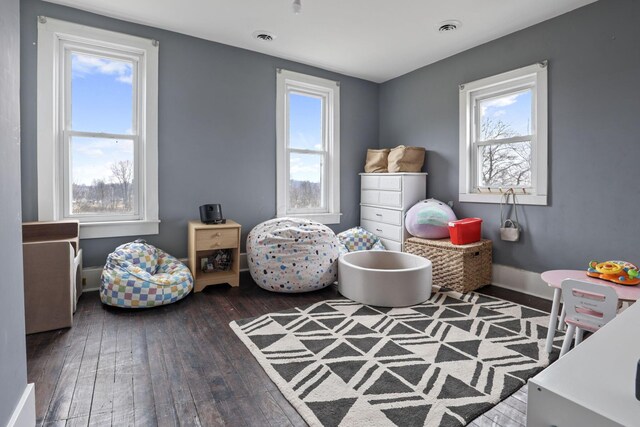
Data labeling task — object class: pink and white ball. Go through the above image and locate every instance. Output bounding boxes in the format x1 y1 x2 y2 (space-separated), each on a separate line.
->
405 199 457 239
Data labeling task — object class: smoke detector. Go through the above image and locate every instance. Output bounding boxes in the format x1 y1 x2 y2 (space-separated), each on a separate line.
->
252 31 276 42
437 20 462 33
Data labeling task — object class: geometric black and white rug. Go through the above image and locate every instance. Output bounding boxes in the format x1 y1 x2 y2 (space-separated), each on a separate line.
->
230 286 563 427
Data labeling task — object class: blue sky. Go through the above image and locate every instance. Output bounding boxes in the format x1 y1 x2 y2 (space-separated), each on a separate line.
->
480 89 532 137
288 93 323 183
70 53 134 185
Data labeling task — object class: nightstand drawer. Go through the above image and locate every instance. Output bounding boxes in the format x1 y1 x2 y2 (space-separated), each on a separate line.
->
361 219 403 242
195 229 238 250
361 175 402 191
361 205 402 225
361 190 402 208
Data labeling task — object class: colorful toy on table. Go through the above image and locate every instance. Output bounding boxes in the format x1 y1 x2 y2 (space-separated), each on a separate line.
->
587 260 640 286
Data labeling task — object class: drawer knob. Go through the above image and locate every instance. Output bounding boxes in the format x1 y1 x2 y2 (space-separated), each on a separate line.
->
376 229 382 232
212 242 220 247
376 213 382 217
215 232 221 237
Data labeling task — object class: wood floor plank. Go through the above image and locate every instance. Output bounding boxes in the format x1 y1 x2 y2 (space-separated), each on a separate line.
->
112 311 135 427
143 311 179 427
67 305 105 419
131 312 158 427
43 296 95 422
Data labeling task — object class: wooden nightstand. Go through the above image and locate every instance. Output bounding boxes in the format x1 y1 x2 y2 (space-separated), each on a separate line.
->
188 220 241 292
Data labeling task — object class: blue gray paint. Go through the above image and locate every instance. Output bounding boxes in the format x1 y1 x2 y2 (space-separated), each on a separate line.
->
21 0 638 274
20 0 378 266
380 0 640 272
1 0 29 423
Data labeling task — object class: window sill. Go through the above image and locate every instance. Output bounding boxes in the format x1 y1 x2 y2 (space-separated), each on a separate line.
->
79 219 160 239
459 193 547 206
279 212 342 225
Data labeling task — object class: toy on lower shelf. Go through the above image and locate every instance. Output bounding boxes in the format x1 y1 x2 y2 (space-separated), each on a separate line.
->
587 260 640 286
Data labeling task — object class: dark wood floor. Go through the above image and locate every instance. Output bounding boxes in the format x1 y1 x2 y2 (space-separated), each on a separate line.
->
27 273 551 427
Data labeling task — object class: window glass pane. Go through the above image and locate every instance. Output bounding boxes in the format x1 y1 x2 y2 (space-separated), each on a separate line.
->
478 141 531 188
478 89 532 141
71 136 135 215
71 52 134 135
288 92 323 150
289 152 323 210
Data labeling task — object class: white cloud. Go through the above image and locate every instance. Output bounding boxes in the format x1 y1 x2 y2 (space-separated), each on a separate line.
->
289 156 321 182
493 110 507 117
72 53 133 85
480 92 525 115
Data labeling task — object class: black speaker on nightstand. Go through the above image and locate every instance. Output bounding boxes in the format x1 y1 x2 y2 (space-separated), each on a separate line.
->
199 204 225 224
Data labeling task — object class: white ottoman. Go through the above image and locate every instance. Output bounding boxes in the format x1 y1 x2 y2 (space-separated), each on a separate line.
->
338 251 432 307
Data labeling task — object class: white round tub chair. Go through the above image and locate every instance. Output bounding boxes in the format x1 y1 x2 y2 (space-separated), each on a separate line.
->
100 240 193 308
247 218 341 293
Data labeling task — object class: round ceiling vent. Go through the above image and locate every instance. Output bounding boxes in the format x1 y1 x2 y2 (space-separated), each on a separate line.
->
438 20 462 33
252 31 276 42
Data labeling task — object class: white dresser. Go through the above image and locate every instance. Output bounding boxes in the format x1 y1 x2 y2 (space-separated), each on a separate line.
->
359 173 427 251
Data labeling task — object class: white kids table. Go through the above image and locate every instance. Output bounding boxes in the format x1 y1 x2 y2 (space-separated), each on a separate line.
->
541 269 640 353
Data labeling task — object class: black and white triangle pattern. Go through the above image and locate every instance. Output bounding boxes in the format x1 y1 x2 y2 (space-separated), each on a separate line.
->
230 287 563 427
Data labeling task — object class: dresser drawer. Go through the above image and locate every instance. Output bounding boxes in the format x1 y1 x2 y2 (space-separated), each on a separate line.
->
361 175 402 191
361 190 402 208
361 219 403 242
360 205 402 226
379 238 402 252
195 228 238 251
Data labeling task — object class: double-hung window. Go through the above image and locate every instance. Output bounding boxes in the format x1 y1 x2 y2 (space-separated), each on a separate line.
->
276 69 341 224
37 18 159 238
459 62 548 205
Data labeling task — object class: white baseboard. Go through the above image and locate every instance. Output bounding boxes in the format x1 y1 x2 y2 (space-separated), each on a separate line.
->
491 264 553 301
83 255 546 301
82 253 249 292
7 383 35 427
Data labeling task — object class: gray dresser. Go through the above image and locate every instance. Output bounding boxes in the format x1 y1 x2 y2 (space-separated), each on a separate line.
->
359 173 427 251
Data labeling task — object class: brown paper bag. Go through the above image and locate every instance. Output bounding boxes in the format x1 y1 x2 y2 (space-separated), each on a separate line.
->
364 148 390 173
388 145 425 172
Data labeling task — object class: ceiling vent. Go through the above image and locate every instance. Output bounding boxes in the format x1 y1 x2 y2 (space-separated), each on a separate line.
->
253 31 276 42
438 20 461 33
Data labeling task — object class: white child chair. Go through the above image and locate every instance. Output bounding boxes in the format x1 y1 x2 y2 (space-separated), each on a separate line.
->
559 279 619 357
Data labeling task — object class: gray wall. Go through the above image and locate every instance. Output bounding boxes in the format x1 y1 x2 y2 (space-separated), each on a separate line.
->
21 0 379 267
1 0 29 424
380 0 640 272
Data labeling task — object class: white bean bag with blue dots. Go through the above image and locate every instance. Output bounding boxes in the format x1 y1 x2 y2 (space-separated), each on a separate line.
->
247 218 341 293
100 240 193 308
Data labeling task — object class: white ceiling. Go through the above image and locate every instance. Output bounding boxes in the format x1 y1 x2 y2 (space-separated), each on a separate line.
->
44 0 597 83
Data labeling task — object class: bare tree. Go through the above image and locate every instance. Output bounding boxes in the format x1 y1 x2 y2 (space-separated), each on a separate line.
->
93 178 107 209
479 118 531 188
110 160 133 209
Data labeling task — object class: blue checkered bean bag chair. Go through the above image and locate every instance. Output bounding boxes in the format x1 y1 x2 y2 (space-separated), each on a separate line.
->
247 218 341 293
100 240 193 308
337 226 387 254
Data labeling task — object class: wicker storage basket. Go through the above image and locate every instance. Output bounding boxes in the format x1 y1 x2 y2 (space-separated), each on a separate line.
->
404 237 492 293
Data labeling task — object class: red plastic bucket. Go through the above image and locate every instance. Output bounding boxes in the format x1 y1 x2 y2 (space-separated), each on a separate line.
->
448 218 482 245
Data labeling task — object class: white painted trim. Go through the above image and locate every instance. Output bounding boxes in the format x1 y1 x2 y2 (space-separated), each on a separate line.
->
7 383 35 427
79 219 160 239
276 69 341 224
459 193 547 206
459 62 548 206
491 263 554 301
82 253 250 292
37 17 159 238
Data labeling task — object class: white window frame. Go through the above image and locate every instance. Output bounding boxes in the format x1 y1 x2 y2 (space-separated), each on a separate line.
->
276 69 341 224
37 17 159 239
459 62 548 205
